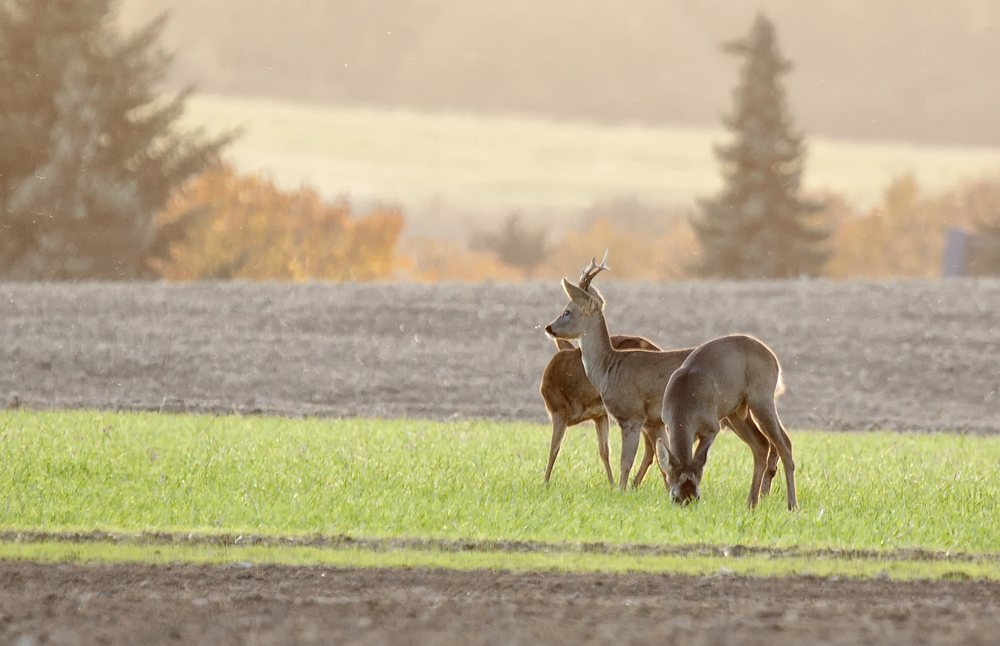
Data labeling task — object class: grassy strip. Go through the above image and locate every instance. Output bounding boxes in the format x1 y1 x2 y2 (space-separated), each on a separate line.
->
2 410 999 554
2 529 996 564
0 541 996 581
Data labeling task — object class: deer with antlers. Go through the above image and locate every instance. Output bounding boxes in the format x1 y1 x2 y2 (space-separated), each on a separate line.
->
545 253 782 502
540 260 660 484
544 254 694 491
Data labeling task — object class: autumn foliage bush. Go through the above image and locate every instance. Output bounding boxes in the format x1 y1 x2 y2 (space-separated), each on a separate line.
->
403 213 699 282
155 162 403 281
824 174 1000 279
403 236 524 282
537 216 698 281
439 173 1000 281
155 161 1000 282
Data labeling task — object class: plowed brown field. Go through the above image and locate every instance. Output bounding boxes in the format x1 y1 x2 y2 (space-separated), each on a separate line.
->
3 279 999 431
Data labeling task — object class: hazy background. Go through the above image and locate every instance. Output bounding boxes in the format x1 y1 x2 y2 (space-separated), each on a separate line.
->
107 0 1000 276
119 0 999 146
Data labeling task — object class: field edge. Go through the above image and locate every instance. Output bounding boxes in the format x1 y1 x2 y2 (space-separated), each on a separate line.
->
1 532 997 582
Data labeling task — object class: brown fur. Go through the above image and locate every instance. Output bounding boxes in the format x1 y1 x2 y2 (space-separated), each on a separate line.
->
656 334 796 509
540 335 660 484
545 260 695 490
546 258 778 494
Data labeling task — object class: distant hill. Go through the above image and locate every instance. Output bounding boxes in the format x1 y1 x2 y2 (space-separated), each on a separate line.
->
120 0 1000 146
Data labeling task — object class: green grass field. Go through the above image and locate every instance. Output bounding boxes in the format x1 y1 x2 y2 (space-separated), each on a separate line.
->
1 410 998 578
184 95 1000 234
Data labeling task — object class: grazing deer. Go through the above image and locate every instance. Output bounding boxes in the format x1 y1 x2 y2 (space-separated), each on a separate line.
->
544 254 779 495
541 334 660 485
656 334 796 510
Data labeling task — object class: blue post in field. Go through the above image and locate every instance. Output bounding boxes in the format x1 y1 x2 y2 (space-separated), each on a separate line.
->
942 228 969 277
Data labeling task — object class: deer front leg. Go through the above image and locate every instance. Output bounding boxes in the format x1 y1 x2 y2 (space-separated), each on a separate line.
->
618 419 644 492
544 413 569 484
594 415 616 486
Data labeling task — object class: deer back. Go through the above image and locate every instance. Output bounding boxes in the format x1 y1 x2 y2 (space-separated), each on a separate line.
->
594 346 694 424
540 335 661 425
662 334 781 428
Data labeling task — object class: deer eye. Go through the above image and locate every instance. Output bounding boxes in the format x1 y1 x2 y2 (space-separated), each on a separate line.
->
563 309 570 316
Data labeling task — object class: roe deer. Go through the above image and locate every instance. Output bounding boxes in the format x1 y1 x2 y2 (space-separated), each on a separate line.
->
540 258 660 484
544 255 778 494
541 334 660 484
544 254 698 491
656 334 796 510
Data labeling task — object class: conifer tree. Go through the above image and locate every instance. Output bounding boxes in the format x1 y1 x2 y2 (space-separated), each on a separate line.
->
0 0 228 279
692 13 829 279
470 213 547 277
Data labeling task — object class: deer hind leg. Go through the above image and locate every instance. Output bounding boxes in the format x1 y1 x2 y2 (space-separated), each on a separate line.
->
748 396 797 510
594 414 616 486
630 422 660 489
617 419 644 492
724 413 771 508
544 412 570 484
732 407 780 496
760 436 780 497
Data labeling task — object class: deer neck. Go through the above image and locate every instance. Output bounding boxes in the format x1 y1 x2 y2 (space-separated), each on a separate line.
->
577 311 615 390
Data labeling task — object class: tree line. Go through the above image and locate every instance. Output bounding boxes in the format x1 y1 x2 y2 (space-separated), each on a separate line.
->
1 3 997 282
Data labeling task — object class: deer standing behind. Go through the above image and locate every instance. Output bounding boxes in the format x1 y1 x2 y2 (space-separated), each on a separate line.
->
656 334 796 509
541 334 660 484
545 255 779 495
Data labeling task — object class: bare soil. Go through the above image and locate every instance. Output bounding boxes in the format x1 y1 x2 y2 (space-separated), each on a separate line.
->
2 561 999 646
2 279 999 431
2 279 1000 644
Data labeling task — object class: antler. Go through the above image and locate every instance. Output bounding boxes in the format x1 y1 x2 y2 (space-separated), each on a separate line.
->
578 249 610 291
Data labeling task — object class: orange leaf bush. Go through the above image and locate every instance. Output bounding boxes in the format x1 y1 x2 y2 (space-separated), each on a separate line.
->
537 216 698 281
824 174 1000 279
156 163 1000 282
154 162 403 281
401 215 699 282
403 236 524 282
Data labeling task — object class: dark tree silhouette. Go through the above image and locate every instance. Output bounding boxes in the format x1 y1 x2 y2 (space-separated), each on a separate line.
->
692 13 829 279
470 213 547 277
0 0 230 279
967 184 1000 275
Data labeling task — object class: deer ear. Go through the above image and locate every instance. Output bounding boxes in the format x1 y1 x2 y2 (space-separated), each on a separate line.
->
692 448 709 471
655 439 678 472
586 286 606 310
692 440 712 471
562 278 598 314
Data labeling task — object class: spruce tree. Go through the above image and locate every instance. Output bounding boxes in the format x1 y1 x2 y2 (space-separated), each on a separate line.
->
0 0 229 279
692 13 829 279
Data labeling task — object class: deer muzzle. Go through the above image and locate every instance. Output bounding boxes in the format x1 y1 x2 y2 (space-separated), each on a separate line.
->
670 474 700 505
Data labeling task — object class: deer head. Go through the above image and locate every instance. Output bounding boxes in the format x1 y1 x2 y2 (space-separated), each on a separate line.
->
655 438 711 505
544 251 609 340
